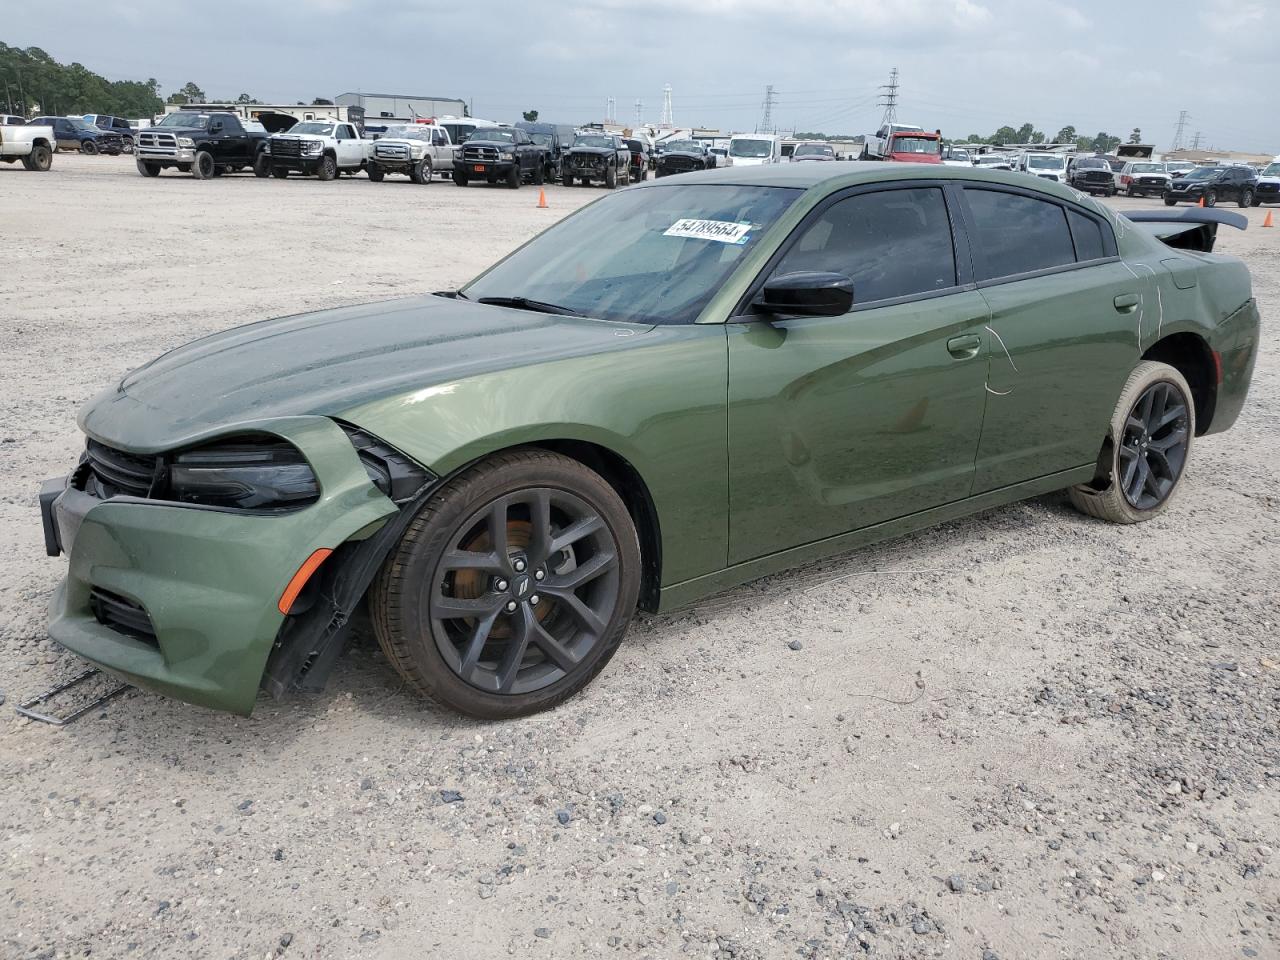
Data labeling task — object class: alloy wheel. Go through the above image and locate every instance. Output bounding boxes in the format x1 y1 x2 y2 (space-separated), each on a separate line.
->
429 488 620 695
1118 381 1190 511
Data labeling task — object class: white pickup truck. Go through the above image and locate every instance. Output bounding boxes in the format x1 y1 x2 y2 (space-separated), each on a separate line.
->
0 122 55 171
261 120 367 180
367 123 455 183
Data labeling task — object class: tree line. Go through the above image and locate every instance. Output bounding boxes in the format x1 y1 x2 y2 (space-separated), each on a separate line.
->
961 123 1146 153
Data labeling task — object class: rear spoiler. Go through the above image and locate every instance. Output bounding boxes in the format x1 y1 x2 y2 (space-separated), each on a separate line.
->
1119 208 1247 253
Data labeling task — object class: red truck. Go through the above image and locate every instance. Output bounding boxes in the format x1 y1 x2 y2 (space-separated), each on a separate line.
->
860 124 942 164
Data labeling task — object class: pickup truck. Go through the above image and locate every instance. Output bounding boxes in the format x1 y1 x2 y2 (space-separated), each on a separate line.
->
136 111 270 178
1256 158 1280 206
454 127 545 188
263 120 367 180
367 123 454 183
29 116 124 155
0 121 55 171
563 133 630 187
860 124 942 163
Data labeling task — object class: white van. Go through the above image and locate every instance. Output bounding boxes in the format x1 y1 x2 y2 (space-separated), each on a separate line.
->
436 115 500 146
726 133 782 166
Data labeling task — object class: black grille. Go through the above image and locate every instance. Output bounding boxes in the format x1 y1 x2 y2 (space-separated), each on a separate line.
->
1258 183 1279 195
1138 177 1166 186
272 138 302 158
90 588 157 643
1078 171 1111 183
663 156 698 172
463 145 499 163
82 440 160 499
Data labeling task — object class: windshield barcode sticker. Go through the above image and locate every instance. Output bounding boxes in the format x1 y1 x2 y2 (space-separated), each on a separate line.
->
663 219 753 244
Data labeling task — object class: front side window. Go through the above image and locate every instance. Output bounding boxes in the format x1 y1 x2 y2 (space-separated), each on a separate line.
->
965 189 1075 280
463 184 800 325
772 187 957 305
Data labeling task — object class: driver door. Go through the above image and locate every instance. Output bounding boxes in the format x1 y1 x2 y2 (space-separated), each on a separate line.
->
727 183 991 564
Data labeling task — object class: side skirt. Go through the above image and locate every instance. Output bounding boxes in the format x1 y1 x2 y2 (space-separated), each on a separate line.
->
656 464 1094 612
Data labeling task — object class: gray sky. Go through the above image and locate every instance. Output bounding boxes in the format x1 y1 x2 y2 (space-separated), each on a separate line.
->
9 0 1276 153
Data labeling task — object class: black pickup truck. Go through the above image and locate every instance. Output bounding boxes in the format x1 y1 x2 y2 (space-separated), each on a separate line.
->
453 127 545 188
135 111 274 179
563 133 631 188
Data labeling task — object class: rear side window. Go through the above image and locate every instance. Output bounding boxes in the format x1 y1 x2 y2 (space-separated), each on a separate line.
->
1068 210 1107 262
773 187 957 304
965 189 1075 280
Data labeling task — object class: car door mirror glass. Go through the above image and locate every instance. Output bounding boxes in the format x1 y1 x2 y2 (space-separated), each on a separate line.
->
758 272 855 317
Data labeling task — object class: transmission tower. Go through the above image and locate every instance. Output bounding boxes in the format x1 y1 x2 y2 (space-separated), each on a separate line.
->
634 99 643 128
877 67 899 128
606 97 616 123
1190 130 1203 150
758 84 776 133
1170 109 1190 151
660 83 673 127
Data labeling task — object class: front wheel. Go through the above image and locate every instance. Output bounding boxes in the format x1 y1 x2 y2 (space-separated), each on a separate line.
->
1068 361 1194 524
368 163 385 182
507 164 520 189
533 162 544 185
1203 190 1217 207
1239 189 1254 208
135 158 161 177
253 152 271 178
192 150 215 179
370 448 642 719
452 168 469 187
605 165 617 189
317 154 338 181
562 172 573 187
80 140 99 156
1163 196 1177 206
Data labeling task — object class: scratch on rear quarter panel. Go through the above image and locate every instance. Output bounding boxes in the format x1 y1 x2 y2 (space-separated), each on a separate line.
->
1120 261 1145 348
985 326 1019 373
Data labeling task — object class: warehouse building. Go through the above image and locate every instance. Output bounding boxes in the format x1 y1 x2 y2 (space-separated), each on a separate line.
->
335 92 467 123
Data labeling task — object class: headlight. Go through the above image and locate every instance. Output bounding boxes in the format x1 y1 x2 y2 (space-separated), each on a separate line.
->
177 137 195 148
304 141 323 155
168 437 319 511
262 141 271 154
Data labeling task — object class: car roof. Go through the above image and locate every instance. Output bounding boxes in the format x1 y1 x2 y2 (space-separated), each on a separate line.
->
636 161 1093 203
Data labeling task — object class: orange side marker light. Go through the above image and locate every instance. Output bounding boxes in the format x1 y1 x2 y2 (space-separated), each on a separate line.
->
278 548 333 614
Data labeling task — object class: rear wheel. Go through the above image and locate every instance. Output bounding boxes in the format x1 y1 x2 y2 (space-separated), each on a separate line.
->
135 158 161 177
24 145 53 171
1068 361 1194 524
80 140 99 156
192 150 215 179
371 449 641 719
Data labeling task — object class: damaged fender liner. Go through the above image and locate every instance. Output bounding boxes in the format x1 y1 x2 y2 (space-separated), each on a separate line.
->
261 481 437 700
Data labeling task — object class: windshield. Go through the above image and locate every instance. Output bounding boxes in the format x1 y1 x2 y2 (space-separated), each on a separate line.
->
574 135 614 149
289 122 335 136
665 140 700 153
529 133 553 146
1184 167 1224 181
947 149 969 161
891 137 938 154
1261 163 1280 177
464 184 800 325
1077 158 1107 169
1131 162 1164 173
474 129 518 143
730 139 773 158
158 113 210 129
795 144 834 157
1027 155 1064 169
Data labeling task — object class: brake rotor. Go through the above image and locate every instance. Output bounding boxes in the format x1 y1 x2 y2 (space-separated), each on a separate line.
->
451 519 554 638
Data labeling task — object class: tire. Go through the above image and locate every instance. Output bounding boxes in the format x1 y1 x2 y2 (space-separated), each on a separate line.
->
135 158 161 177
1068 361 1195 525
317 154 337 181
24 144 52 171
271 166 289 179
507 164 520 189
368 163 385 182
370 448 642 719
452 168 469 187
1203 190 1216 207
212 165 225 177
605 165 617 189
562 172 573 187
253 152 271 178
122 137 134 154
1163 196 1177 206
192 150 215 179
410 158 431 184
80 140 99 156
1239 189 1254 209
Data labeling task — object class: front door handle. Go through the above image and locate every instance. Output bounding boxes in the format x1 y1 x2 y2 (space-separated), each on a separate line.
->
947 334 982 359
1114 293 1140 313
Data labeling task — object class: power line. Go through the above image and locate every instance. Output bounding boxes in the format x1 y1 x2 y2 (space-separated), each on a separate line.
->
877 67 899 128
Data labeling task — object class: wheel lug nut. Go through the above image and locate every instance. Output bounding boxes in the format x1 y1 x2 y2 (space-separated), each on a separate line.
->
505 600 518 613
514 559 527 572
529 595 540 606
534 570 545 581
495 579 509 591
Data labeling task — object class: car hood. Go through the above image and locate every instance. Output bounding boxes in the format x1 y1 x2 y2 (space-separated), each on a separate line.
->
147 125 206 138
660 150 705 160
80 295 654 454
570 146 614 156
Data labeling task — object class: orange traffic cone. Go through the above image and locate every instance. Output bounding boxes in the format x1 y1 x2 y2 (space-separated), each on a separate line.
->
1264 209 1274 228
537 188 548 209
1198 197 1205 207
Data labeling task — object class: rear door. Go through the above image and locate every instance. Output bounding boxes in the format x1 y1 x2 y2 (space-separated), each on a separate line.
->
957 185 1139 492
726 182 992 563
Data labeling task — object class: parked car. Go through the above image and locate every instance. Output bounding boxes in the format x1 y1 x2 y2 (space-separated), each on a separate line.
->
40 165 1258 721
1255 159 1280 206
454 127 545 188
727 133 784 166
83 114 137 153
563 133 630 188
136 111 272 178
1018 152 1068 182
1163 165 1258 207
1068 156 1116 196
654 138 714 178
0 120 55 170
940 145 971 167
1118 161 1171 198
28 116 122 155
516 122 577 182
624 138 651 181
264 120 367 180
791 142 838 163
367 123 454 183
974 154 1014 171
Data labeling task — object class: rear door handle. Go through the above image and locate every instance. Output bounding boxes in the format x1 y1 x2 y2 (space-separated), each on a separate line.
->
946 334 982 359
1113 293 1140 313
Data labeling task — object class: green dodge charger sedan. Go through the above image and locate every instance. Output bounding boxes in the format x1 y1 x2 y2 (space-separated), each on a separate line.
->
41 164 1259 719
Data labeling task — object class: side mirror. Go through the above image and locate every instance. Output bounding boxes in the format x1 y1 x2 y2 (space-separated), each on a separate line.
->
757 272 854 317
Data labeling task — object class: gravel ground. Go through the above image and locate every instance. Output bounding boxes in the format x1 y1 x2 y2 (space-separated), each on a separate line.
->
1 154 1277 960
